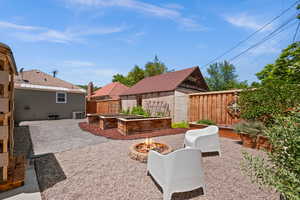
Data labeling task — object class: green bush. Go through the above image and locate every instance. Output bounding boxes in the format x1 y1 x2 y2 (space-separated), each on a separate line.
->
239 81 300 126
242 110 300 200
172 121 189 128
196 119 216 125
233 121 265 138
130 106 151 117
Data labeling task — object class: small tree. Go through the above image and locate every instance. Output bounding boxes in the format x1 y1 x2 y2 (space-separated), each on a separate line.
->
256 42 300 84
242 110 300 200
144 56 168 77
205 61 248 91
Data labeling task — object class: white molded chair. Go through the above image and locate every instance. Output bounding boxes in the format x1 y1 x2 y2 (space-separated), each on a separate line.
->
184 126 221 156
147 148 205 200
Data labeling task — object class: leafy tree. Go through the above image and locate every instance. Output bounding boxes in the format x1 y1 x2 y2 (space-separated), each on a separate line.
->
112 73 132 86
205 61 248 91
144 56 168 77
127 65 145 84
256 42 300 84
112 56 167 86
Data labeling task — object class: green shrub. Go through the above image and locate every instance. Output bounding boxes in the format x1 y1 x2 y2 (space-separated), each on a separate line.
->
172 121 189 128
196 119 216 125
242 110 300 200
233 121 265 138
130 106 151 117
239 81 300 126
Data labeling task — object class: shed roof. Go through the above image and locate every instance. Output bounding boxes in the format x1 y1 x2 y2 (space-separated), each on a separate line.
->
121 66 207 96
14 69 85 93
92 82 129 100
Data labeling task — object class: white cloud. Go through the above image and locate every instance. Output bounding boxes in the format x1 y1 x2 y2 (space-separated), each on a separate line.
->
0 21 42 30
0 21 126 43
163 3 184 10
64 60 96 67
66 0 204 31
225 13 273 31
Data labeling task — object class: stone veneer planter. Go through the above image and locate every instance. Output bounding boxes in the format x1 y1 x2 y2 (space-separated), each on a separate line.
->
87 113 100 124
118 117 172 136
189 122 240 140
99 114 144 130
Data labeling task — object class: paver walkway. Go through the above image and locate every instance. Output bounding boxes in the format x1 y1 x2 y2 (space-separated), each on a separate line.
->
20 119 109 155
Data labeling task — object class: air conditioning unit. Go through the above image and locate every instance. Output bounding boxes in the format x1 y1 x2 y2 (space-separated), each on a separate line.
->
73 111 84 119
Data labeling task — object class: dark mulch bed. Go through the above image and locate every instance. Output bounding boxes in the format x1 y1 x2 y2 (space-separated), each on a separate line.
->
79 122 188 140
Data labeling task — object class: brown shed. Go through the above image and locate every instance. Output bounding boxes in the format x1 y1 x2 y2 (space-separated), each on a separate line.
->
120 66 208 122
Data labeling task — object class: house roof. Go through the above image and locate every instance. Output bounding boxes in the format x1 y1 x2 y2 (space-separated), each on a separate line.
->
14 70 85 93
92 82 129 100
121 66 207 96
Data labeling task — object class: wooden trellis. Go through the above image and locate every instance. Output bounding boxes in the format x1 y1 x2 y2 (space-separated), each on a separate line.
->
144 100 170 117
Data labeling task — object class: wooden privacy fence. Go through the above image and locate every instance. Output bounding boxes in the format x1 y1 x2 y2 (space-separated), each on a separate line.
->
189 90 241 126
86 100 121 114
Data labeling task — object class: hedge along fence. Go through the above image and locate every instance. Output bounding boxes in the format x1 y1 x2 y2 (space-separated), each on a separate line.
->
189 89 242 126
86 99 121 114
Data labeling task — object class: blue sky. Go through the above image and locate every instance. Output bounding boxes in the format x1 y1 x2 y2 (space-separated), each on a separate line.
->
0 0 299 86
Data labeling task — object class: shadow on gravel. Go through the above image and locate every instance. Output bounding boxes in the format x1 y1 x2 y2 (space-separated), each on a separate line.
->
147 173 205 200
34 153 66 192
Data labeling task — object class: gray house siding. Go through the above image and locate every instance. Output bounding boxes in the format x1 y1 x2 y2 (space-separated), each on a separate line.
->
14 89 85 122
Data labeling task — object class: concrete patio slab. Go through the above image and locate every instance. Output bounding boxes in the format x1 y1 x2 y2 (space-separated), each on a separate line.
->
20 119 109 156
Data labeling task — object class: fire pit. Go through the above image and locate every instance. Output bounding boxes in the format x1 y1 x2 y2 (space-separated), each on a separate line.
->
129 138 172 163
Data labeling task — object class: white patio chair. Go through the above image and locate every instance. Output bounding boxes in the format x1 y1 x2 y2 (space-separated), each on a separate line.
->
147 148 205 200
184 126 221 156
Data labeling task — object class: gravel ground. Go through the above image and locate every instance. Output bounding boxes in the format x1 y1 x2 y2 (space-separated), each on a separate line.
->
20 119 109 155
35 134 277 200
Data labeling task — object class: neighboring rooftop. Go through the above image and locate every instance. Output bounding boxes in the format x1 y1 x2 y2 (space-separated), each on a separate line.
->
14 69 85 93
121 66 208 96
92 82 129 100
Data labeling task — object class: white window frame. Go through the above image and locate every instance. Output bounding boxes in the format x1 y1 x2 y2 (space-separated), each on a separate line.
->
56 92 67 104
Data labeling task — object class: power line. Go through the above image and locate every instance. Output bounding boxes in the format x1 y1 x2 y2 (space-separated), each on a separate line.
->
293 21 300 41
229 16 298 62
203 0 300 67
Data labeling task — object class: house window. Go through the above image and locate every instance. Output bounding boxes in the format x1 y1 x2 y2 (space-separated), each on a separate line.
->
56 92 67 103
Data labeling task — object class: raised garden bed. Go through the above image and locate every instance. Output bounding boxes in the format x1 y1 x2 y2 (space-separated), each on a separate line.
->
118 117 172 136
99 114 144 130
86 113 100 124
189 122 240 140
79 122 187 140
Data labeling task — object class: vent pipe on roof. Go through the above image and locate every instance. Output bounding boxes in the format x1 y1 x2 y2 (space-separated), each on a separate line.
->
19 68 24 80
52 70 58 78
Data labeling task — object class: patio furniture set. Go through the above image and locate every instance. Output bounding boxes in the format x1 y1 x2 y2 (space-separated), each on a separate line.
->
132 125 221 200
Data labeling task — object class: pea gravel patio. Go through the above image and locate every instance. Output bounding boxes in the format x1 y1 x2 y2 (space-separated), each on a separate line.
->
35 134 278 200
